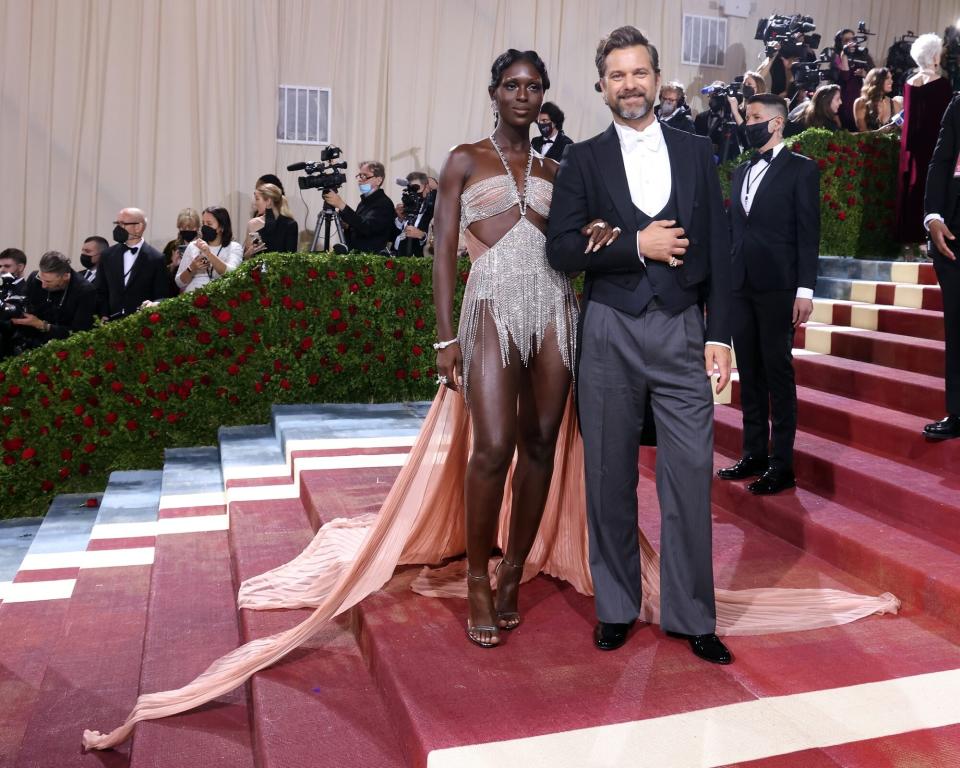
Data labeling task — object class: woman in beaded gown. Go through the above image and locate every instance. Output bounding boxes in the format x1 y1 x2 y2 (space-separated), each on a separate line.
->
82 50 898 750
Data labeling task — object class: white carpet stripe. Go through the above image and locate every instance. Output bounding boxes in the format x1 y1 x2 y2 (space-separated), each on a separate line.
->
221 463 290 482
0 580 10 601
283 434 417 463
2 579 76 603
157 490 226 510
427 668 960 768
19 548 155 570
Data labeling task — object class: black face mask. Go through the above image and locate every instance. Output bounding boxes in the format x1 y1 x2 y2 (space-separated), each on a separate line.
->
112 224 130 244
537 122 553 138
80 254 95 270
200 224 218 242
745 117 775 149
709 96 726 113
179 229 198 243
742 84 756 99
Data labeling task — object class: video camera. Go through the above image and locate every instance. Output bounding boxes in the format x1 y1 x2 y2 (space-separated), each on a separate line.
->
842 21 874 71
792 52 833 92
756 14 821 59
0 274 27 321
288 146 348 193
701 78 743 100
395 178 425 220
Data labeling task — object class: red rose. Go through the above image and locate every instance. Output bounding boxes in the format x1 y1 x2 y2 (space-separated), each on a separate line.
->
308 373 320 385
41 480 54 492
37 372 49 384
251 267 262 283
336 343 347 354
254 382 264 393
260 296 272 307
239 290 253 302
373 298 383 309
127 420 138 431
834 168 843 177
817 159 827 170
217 309 232 323
59 388 72 401
279 378 291 390
395 369 407 380
349 282 360 293
410 274 422 286
307 268 319 280
227 364 240 375
187 315 201 328
363 275 375 287
412 345 423 356
193 294 210 308
8 385 21 396
78 463 91 475
333 363 344 374
61 448 73 460
196 331 212 344
149 312 161 324
330 308 342 320
281 275 293 288
393 329 403 339
327 270 338 280
363 342 374 353
111 381 124 392
396 307 406 318
300 337 313 350
838 211 847 221
85 497 98 507
59 468 70 480
104 361 116 372
385 259 394 269
414 318 426 330
82 416 95 428
217 328 229 338
3 455 15 466
141 327 153 339
21 447 36 460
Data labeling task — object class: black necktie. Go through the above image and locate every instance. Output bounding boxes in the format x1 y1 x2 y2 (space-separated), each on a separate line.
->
749 149 774 165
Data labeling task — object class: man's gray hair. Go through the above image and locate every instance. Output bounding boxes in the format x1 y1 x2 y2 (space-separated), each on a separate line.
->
360 161 385 179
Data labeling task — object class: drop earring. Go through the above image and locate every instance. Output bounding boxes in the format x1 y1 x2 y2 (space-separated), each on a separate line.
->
491 101 499 126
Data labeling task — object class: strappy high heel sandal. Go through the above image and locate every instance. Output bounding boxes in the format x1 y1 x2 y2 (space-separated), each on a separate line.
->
466 570 500 648
495 558 524 631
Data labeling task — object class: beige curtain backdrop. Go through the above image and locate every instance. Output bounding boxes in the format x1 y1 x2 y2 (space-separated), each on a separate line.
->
1 0 957 267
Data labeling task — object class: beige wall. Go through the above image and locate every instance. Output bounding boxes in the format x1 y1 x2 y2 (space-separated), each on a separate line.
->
1 0 957 268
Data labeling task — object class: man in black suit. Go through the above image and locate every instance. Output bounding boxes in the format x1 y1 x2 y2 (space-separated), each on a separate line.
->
717 94 819 494
78 235 108 284
323 161 396 254
532 102 574 160
97 208 170 319
923 94 960 440
392 171 435 256
548 26 733 665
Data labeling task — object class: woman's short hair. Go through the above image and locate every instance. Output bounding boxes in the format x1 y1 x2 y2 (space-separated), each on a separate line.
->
203 206 233 245
489 49 550 91
176 208 201 229
38 251 71 274
911 33 943 70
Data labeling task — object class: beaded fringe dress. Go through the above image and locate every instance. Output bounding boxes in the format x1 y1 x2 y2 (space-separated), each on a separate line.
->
82 152 899 751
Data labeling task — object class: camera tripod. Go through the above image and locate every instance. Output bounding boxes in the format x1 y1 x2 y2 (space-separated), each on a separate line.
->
309 201 347 253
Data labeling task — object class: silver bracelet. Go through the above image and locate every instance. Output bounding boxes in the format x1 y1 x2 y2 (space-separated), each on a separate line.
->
432 338 459 351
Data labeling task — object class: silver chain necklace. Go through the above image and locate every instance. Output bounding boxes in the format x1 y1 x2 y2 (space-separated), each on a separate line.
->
489 133 534 217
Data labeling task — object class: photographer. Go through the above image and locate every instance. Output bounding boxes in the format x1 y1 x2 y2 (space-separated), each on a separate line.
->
323 161 396 254
656 81 695 133
833 28 875 132
0 248 28 296
695 82 743 163
392 171 435 256
244 183 298 258
6 251 96 357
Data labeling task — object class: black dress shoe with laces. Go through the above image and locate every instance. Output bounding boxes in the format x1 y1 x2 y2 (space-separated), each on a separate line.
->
594 620 636 651
923 415 960 441
747 467 796 495
666 631 733 665
716 454 768 480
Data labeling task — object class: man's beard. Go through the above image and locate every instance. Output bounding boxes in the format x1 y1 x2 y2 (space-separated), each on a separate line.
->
611 91 653 121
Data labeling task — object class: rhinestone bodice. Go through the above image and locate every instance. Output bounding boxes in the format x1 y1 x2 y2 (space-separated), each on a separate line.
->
460 174 552 230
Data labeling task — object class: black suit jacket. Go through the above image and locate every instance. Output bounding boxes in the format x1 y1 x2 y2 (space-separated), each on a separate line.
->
925 94 960 235
260 213 299 253
533 131 574 162
340 188 396 254
97 241 170 318
729 149 820 292
547 122 732 348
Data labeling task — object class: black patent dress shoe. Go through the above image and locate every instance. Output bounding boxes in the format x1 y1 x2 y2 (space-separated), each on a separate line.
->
666 631 733 665
716 454 768 480
594 620 636 651
923 415 960 441
747 467 796 495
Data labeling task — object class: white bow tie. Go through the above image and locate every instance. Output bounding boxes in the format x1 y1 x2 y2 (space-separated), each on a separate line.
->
621 126 661 153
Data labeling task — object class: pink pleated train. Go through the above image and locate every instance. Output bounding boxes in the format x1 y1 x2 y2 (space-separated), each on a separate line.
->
83 385 899 749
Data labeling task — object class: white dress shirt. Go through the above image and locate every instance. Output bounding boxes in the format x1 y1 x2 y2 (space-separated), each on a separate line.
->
740 142 813 301
122 238 144 286
175 241 243 292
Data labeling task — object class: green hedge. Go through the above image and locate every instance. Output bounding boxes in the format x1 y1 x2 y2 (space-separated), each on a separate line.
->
0 254 466 518
719 128 901 258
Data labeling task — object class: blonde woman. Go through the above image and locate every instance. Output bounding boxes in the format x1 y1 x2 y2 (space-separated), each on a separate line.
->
244 183 298 258
162 208 201 275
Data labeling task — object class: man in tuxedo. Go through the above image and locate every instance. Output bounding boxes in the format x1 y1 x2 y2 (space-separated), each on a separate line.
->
323 161 396 254
97 208 170 319
923 94 960 440
0 248 28 296
533 102 574 160
547 26 733 664
717 94 819 493
79 235 108 284
392 171 435 256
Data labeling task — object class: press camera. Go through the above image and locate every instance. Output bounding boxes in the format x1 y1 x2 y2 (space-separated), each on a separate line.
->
756 14 821 59
289 146 348 192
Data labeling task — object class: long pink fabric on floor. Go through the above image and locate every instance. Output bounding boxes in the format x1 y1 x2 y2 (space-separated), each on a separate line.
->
83 386 899 749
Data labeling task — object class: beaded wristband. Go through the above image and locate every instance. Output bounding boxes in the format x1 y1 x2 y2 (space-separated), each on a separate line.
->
432 338 459 351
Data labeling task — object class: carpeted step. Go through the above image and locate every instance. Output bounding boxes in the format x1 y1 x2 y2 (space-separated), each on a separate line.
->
817 256 937 286
811 299 944 341
712 406 960 551
797 323 944 377
791 352 945 421
0 495 99 765
302 451 960 768
727 382 960 474
815 276 942 311
228 492 406 768
14 472 161 767
128 449 254 768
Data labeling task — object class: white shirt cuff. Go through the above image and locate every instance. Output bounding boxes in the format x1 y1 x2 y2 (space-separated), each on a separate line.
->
706 341 731 350
635 231 646 264
796 287 814 300
923 213 943 231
